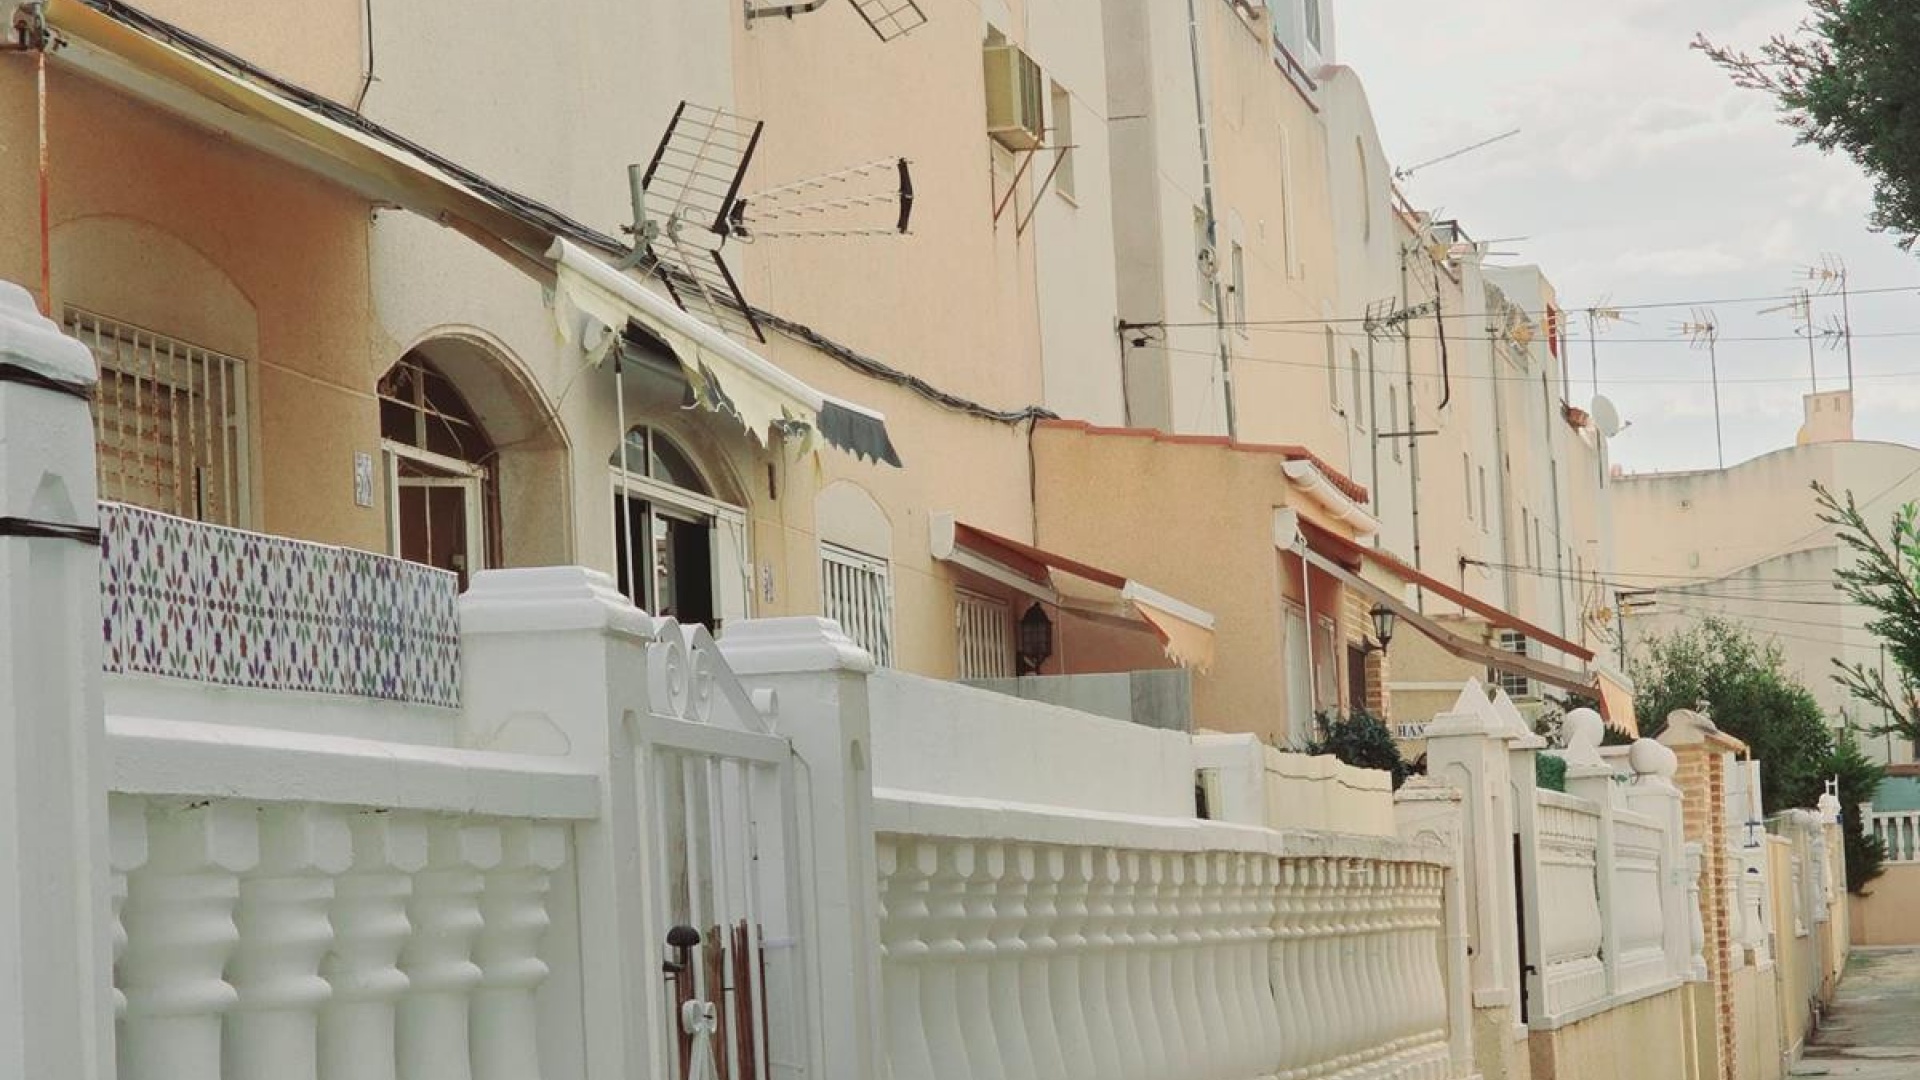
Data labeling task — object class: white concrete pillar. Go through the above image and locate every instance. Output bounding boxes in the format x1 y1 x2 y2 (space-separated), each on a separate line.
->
1395 778 1475 1079
459 566 660 1080
471 822 568 1080
0 280 114 1078
721 616 884 1080
396 821 500 1080
1623 738 1691 980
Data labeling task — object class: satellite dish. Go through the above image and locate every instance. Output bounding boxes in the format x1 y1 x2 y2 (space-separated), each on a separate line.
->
1591 395 1623 439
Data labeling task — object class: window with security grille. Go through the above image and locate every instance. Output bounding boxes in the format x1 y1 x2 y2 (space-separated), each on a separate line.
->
821 542 894 667
1493 629 1535 699
65 310 248 526
955 589 1014 679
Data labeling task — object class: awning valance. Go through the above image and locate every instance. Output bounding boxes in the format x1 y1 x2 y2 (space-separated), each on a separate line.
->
549 241 899 465
929 513 1216 671
45 0 900 467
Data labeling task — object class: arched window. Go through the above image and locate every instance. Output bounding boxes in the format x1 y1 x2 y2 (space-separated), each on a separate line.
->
1357 138 1372 241
378 353 496 588
610 426 747 632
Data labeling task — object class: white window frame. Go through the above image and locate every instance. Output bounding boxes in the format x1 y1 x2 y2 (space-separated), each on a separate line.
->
1494 629 1535 699
821 541 895 667
65 307 252 527
1049 80 1076 202
955 588 1014 679
608 463 752 622
384 439 489 579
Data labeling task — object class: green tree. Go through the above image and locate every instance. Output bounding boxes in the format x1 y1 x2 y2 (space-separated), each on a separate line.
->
1696 3 1920 249
1630 616 1833 813
1816 482 1920 744
1307 708 1408 789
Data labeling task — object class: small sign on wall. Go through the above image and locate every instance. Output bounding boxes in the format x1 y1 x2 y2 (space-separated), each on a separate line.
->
353 452 375 508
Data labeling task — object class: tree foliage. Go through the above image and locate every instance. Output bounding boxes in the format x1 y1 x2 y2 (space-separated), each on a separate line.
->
1816 482 1920 744
1695 2 1920 249
1307 709 1408 789
1630 616 1834 813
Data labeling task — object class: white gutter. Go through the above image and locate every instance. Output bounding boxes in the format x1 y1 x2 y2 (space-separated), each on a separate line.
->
1282 459 1381 538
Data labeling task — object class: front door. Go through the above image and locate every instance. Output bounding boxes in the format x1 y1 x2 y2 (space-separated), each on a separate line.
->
388 446 487 590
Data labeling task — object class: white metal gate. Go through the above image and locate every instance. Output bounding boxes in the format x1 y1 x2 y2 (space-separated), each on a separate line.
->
638 620 812 1080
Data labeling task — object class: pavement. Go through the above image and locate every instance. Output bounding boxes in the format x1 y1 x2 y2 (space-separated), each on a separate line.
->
1791 947 1920 1078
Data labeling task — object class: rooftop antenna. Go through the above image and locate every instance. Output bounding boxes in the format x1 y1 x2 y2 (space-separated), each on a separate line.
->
1806 254 1853 393
743 0 928 42
1392 127 1520 183
1676 308 1725 469
1758 287 1816 393
626 102 916 341
1583 297 1631 394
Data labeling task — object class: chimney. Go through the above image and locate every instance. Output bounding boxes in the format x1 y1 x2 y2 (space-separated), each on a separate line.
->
1796 389 1854 445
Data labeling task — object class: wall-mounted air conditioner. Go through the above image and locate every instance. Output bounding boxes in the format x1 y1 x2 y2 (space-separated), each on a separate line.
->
983 43 1045 151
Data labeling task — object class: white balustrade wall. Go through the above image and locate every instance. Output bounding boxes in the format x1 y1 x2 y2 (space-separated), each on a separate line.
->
1528 792 1608 1017
873 827 1454 1080
1869 810 1920 863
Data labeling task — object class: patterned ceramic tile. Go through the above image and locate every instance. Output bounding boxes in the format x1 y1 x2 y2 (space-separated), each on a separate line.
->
98 502 461 708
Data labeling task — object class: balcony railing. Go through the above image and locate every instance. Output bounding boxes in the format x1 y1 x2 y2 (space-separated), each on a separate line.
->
99 502 461 707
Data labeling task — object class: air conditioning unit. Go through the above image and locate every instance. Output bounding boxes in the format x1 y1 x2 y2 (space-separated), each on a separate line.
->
983 43 1045 151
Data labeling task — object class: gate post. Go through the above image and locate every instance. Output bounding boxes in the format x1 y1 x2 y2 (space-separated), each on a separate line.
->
723 617 883 1080
0 280 115 1078
459 566 661 1080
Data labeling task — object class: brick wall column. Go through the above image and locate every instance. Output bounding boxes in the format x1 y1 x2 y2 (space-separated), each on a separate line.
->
1660 710 1747 1080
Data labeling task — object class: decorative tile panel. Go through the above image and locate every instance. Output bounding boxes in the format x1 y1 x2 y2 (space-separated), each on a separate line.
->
99 502 461 708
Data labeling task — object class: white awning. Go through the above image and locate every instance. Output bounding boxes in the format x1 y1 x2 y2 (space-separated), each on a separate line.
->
44 0 899 466
549 240 898 465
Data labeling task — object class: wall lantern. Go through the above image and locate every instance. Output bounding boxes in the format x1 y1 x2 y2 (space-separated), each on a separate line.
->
1017 602 1054 675
1367 603 1397 653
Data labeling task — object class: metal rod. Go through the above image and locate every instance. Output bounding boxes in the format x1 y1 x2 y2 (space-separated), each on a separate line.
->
1185 0 1235 437
36 45 50 315
614 349 638 608
1709 335 1725 469
1841 269 1855 394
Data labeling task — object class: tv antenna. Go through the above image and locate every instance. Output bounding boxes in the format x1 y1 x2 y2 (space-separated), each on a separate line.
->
624 102 917 341
1675 308 1724 468
1758 287 1817 393
1582 298 1631 393
1804 254 1854 392
1392 128 1520 183
743 0 928 42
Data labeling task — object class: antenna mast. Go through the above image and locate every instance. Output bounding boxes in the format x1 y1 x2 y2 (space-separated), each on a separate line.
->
1392 128 1521 183
1677 309 1724 469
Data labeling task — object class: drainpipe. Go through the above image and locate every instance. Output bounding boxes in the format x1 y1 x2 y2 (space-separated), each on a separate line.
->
1397 246 1424 608
1185 0 1236 436
1487 324 1518 608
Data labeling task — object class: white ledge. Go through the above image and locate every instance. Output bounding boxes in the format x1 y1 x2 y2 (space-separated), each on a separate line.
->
108 714 600 820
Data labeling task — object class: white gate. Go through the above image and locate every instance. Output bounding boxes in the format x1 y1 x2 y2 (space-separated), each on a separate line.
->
637 620 813 1080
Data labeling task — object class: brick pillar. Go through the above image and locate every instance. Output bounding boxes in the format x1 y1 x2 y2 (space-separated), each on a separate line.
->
1365 648 1391 718
1660 710 1747 1080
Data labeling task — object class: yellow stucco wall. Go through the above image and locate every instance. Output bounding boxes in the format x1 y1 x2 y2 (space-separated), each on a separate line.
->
1729 962 1785 1080
1850 862 1920 946
1526 986 1693 1080
2 65 384 552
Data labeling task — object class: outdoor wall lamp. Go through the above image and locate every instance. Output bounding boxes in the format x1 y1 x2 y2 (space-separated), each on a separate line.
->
1017 602 1054 675
1366 603 1397 653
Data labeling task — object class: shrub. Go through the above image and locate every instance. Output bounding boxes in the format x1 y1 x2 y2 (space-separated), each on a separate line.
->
1306 708 1409 789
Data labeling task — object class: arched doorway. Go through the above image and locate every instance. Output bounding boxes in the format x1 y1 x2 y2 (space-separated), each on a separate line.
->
611 425 749 632
378 353 496 589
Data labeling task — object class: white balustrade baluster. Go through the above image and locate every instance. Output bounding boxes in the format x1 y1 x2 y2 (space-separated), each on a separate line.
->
472 822 567 1080
1128 852 1171 1080
1244 856 1284 1073
397 821 501 1080
920 841 975 1080
1206 853 1249 1079
110 795 150 1022
1177 855 1223 1077
227 806 352 1080
979 844 1037 1080
119 801 259 1080
878 840 937 1080
1102 851 1145 1080
1013 846 1068 1080
1270 860 1308 1076
1309 858 1342 1071
1072 850 1126 1080
953 843 1006 1078
320 813 428 1080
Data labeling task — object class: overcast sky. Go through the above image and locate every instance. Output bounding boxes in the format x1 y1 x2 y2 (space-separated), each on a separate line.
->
1340 0 1920 474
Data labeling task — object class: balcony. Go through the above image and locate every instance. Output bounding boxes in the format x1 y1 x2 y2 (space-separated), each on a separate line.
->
99 502 461 708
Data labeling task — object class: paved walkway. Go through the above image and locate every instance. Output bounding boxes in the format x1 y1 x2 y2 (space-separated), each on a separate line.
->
1793 947 1920 1078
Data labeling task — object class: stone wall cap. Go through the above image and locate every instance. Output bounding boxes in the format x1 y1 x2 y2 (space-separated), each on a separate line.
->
721 616 875 675
0 281 94 387
459 566 656 640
